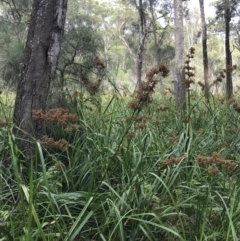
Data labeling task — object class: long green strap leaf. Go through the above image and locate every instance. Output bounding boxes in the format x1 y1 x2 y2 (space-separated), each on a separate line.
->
21 184 47 241
64 196 93 241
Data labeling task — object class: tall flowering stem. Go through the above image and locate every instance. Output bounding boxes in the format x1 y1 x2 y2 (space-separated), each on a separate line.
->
128 62 169 112
184 47 195 141
112 63 169 157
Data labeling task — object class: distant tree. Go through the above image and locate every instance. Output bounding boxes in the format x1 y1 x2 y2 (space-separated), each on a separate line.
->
117 0 173 89
224 0 232 99
174 0 185 108
199 0 209 100
118 0 148 87
13 0 68 160
213 0 240 98
148 0 173 62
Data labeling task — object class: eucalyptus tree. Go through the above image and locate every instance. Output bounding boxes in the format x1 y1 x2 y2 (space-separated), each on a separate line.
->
199 0 209 100
13 0 68 160
117 0 149 87
148 0 173 64
135 0 147 86
224 0 233 99
117 0 172 88
174 0 185 108
213 0 240 99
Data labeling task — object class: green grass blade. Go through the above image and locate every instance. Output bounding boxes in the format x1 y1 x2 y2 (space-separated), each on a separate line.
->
64 196 93 241
21 184 47 241
215 191 237 241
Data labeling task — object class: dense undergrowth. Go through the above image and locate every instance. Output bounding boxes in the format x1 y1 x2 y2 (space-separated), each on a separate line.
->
1 88 240 241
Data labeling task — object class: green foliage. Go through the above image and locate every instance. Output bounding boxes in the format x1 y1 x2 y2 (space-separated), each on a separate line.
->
54 0 105 93
0 0 31 88
2 89 240 240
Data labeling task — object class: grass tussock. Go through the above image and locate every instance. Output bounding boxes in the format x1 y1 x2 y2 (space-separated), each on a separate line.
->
1 74 240 240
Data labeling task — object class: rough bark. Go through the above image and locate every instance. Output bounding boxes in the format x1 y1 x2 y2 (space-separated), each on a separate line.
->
225 0 233 99
199 0 210 100
174 0 185 108
13 0 68 159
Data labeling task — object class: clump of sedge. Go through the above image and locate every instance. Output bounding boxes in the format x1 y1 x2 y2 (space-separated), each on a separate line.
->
160 155 186 168
196 152 237 176
33 108 79 125
33 108 79 152
40 136 68 152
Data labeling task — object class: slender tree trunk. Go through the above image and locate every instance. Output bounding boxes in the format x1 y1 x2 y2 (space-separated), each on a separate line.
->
136 38 144 87
174 0 185 108
199 0 210 100
149 0 158 62
136 0 147 87
225 0 233 99
13 0 68 160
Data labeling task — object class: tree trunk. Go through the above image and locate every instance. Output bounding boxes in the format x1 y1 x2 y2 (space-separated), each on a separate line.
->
149 0 158 62
225 0 233 99
136 0 147 87
13 0 68 159
199 0 210 100
174 0 185 108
